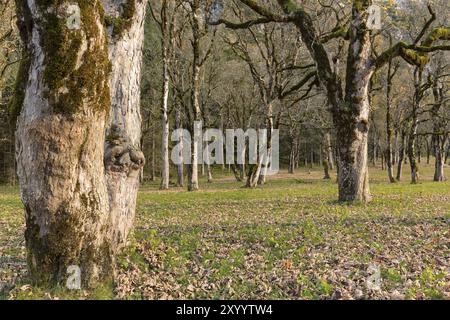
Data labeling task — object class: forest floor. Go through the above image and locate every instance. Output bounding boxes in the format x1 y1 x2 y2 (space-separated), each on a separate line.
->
0 164 449 300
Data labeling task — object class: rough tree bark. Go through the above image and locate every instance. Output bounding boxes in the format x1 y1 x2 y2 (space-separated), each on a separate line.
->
332 3 373 201
15 0 113 287
325 132 334 171
15 0 147 287
103 0 147 251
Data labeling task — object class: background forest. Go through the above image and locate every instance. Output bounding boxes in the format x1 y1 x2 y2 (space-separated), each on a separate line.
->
0 0 449 300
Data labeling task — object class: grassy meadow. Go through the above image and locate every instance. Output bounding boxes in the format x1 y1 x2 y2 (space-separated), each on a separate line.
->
0 164 449 300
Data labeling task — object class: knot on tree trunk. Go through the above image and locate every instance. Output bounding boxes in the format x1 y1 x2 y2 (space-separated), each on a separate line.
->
104 125 145 175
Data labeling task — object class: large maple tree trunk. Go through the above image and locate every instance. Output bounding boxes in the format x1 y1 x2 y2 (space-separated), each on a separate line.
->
15 0 147 287
281 1 373 202
15 0 113 287
332 7 373 202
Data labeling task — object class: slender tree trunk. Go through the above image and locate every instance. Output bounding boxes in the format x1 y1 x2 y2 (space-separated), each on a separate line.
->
417 142 421 164
257 102 273 186
396 129 406 181
239 147 246 180
445 144 450 164
206 164 213 183
393 129 398 165
187 0 202 191
188 72 201 191
160 21 170 190
15 0 114 287
434 140 446 181
408 70 422 184
150 125 156 181
288 136 295 174
385 59 396 183
408 123 419 184
432 79 446 181
174 104 184 187
325 132 334 171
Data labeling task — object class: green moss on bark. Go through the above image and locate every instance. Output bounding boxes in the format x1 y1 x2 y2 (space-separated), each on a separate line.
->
422 27 450 47
36 0 111 114
400 48 429 68
104 0 136 39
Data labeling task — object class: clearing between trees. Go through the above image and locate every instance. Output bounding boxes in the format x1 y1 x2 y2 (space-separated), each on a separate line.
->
1 165 448 300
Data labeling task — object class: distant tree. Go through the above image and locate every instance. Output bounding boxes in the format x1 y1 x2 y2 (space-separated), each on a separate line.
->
216 0 450 201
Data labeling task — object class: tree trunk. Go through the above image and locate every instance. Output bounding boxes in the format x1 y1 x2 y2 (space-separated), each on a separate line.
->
104 0 147 251
150 124 156 181
206 164 213 183
160 21 170 190
408 123 419 184
246 161 263 188
15 0 114 287
393 129 398 165
174 104 184 187
396 129 406 181
408 70 422 184
288 136 295 174
431 78 447 181
322 134 331 179
434 143 445 181
257 102 274 186
325 132 334 171
332 10 373 202
187 1 202 191
385 59 396 183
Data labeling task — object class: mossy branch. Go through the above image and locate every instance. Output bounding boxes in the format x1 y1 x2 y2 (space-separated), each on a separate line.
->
320 25 349 43
211 17 282 29
375 27 450 69
240 0 289 21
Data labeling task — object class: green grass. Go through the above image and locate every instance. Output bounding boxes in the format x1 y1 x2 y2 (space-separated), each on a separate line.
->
1 164 449 300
